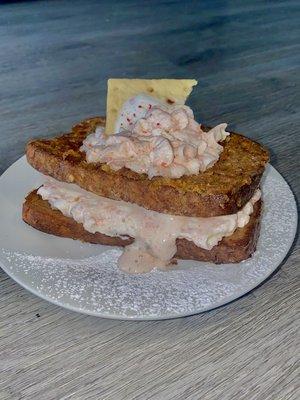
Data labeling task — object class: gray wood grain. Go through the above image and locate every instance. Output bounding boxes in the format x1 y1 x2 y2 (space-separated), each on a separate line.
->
0 0 299 399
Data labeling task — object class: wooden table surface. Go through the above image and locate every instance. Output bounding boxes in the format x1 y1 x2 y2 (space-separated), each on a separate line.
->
0 1 299 399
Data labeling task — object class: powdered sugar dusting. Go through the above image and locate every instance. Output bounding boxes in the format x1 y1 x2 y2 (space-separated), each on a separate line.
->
0 165 297 319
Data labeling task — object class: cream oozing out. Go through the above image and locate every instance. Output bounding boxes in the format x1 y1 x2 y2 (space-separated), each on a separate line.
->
38 179 261 274
80 94 230 179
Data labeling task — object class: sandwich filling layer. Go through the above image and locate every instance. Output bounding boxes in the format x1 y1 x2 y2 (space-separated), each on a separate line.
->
81 94 229 179
38 179 261 273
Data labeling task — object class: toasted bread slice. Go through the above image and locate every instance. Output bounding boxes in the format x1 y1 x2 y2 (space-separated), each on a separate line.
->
26 117 269 217
23 190 262 264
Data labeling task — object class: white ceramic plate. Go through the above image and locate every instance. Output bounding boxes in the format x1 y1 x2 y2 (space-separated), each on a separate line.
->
0 157 297 320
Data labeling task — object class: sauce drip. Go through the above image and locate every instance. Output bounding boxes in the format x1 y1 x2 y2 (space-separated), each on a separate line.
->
38 180 261 274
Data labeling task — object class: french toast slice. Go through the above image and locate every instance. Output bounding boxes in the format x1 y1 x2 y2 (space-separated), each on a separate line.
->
26 117 269 217
23 190 262 264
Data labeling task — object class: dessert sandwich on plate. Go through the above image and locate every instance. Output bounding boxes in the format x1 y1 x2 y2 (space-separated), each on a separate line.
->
23 79 270 274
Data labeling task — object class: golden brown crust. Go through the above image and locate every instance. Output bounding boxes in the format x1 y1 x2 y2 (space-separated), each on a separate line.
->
26 117 269 217
23 190 262 264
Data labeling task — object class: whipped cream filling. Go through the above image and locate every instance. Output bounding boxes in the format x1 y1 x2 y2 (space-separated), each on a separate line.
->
37 179 261 274
81 94 229 179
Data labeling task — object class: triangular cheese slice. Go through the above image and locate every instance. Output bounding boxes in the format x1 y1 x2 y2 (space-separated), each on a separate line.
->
105 78 197 134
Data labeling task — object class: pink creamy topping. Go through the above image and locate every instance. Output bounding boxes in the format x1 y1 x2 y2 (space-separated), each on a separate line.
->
81 94 229 178
38 179 261 274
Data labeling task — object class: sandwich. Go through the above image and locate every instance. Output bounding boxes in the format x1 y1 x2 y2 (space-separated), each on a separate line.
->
23 79 269 273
